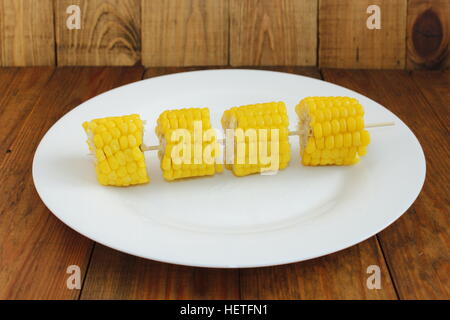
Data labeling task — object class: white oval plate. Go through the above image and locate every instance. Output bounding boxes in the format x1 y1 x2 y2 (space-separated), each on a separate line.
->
33 69 425 268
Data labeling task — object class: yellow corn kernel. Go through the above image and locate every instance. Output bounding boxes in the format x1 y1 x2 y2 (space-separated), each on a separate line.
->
305 137 316 154
343 133 352 147
358 146 368 156
335 134 343 148
116 151 126 165
323 108 332 121
354 103 364 116
316 137 325 150
117 167 127 178
347 117 356 132
119 135 129 150
132 147 144 160
118 122 128 135
215 164 224 173
95 149 106 162
330 148 339 159
347 147 357 159
83 114 149 186
331 107 340 119
322 149 331 159
104 145 113 157
95 124 107 134
313 123 323 138
302 153 311 165
99 161 111 174
352 131 361 147
163 170 174 181
331 119 340 134
311 157 320 166
325 136 334 149
111 127 121 138
102 132 112 145
110 139 120 153
108 156 119 170
127 162 137 174
322 122 332 136
128 134 137 147
295 97 370 166
348 105 357 117
340 118 347 132
93 135 103 149
361 129 371 146
137 159 146 168
356 117 364 130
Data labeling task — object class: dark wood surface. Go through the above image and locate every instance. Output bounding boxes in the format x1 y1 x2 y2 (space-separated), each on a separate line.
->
0 67 448 299
322 69 449 299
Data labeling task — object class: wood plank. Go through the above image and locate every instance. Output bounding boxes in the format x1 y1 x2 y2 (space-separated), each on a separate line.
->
319 0 407 69
81 245 239 299
144 66 321 79
0 67 144 299
144 66 226 78
80 245 168 299
322 69 450 299
80 66 241 300
0 68 18 99
230 0 317 66
407 0 450 69
0 68 54 164
55 0 141 66
411 70 450 125
241 238 397 299
239 67 396 300
141 0 229 67
0 0 55 66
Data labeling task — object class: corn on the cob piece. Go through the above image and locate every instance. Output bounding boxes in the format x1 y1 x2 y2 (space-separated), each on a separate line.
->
155 108 223 181
82 114 149 186
295 97 370 166
221 102 290 176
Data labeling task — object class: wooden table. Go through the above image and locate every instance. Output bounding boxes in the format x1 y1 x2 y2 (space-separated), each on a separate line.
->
0 67 448 300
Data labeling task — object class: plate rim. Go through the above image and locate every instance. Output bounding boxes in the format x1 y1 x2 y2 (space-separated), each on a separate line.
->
32 68 427 268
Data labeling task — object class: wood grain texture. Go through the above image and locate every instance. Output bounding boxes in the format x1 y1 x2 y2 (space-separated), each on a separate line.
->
322 69 450 299
319 0 407 69
145 66 226 78
0 68 18 100
241 238 397 299
230 0 317 66
141 0 229 67
411 70 450 125
238 67 397 300
80 66 241 300
2 67 447 299
0 0 55 66
81 245 240 299
144 66 321 78
407 0 450 69
0 68 54 164
0 67 144 299
55 0 141 66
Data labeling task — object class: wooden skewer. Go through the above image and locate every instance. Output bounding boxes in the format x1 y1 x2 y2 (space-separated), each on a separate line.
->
364 121 395 128
144 145 161 151
141 121 395 152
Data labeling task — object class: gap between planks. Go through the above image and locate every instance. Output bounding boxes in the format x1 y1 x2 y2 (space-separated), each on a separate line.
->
78 67 147 300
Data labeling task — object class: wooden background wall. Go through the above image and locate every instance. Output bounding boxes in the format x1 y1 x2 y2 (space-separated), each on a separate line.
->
0 0 448 68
